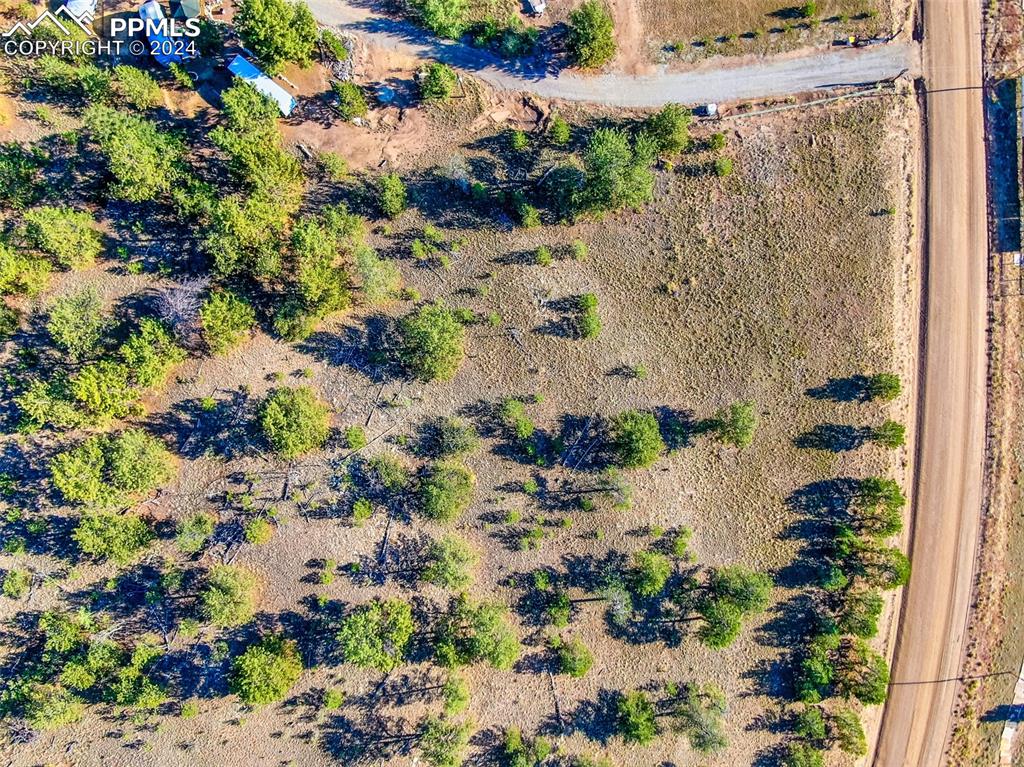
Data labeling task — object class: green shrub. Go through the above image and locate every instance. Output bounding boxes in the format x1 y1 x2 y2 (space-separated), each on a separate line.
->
176 512 216 554
244 517 274 544
709 132 727 150
577 292 601 338
344 425 367 450
420 61 458 101
259 386 331 458
608 409 664 468
442 672 469 714
782 742 824 767
355 244 401 304
200 290 256 355
22 206 102 269
422 534 477 589
509 129 529 151
534 245 552 266
503 726 552 766
714 156 733 177
713 400 757 448
169 62 195 89
332 80 368 120
616 690 656 744
24 683 84 730
230 634 303 704
419 461 475 523
46 287 107 360
202 564 260 627
337 598 415 671
0 142 45 210
567 0 616 68
2 569 31 599
831 706 867 756
552 636 593 677
113 65 162 109
549 114 571 145
69 361 137 424
799 1 817 17
292 216 351 315
420 715 473 767
669 683 728 753
578 128 654 213
399 301 466 381
318 150 348 180
234 0 319 74
119 318 186 389
378 172 407 218
352 496 373 525
0 242 51 296
51 429 174 506
73 512 153 564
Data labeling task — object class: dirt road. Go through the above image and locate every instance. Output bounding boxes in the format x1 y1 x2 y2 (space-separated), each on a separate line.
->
307 0 918 106
872 0 988 764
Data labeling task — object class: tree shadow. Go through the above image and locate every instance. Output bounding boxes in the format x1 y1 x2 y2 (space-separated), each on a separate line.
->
805 375 870 403
793 423 871 452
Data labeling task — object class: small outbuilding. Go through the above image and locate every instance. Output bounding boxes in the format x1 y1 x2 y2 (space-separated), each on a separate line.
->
171 0 203 19
227 54 297 116
138 0 192 67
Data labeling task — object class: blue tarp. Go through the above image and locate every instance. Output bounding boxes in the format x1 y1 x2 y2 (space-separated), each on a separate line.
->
226 55 296 116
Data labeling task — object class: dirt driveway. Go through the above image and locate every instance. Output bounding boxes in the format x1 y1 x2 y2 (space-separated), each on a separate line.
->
872 0 989 763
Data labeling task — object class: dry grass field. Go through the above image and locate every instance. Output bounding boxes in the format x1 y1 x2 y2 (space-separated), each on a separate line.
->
0 70 915 767
638 0 900 62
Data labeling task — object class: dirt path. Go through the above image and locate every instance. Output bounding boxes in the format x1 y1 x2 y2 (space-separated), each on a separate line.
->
606 0 652 75
872 0 989 763
306 0 919 106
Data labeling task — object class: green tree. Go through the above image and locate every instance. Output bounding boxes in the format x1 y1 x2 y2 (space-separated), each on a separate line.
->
420 62 458 101
567 1 616 68
119 318 186 389
423 535 478 589
23 683 84 730
630 551 671 597
399 302 467 381
378 172 408 218
292 216 351 316
782 742 824 767
419 461 475 523
2 569 31 599
794 705 827 743
113 65 162 109
835 637 890 704
337 598 415 671
670 683 728 753
577 292 601 338
0 242 51 296
434 594 521 669
73 513 153 564
416 0 469 38
354 244 402 304
830 706 867 756
22 206 102 269
442 672 470 714
644 104 691 153
51 429 174 506
503 726 552 767
230 634 303 704
234 0 318 74
609 409 664 468
332 81 368 120
420 416 479 458
835 588 883 639
420 715 473 767
870 420 905 448
694 566 771 649
199 289 257 355
579 128 654 213
202 565 260 627
866 372 901 401
46 287 107 360
616 690 657 744
259 386 331 458
713 400 757 448
84 105 181 202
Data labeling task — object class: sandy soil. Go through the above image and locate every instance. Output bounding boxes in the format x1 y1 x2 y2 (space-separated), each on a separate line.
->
871 0 989 763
